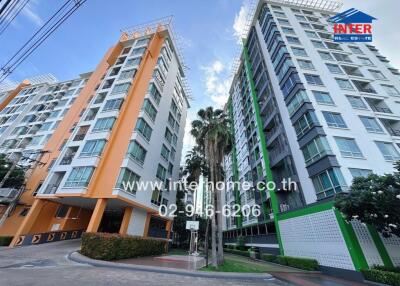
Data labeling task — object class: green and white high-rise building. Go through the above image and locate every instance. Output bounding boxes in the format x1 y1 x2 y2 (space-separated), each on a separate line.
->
222 0 400 275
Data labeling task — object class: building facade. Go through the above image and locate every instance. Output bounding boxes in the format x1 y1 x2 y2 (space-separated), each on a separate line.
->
222 0 400 273
0 20 190 246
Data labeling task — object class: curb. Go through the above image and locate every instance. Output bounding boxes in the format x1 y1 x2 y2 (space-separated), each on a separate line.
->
68 251 274 280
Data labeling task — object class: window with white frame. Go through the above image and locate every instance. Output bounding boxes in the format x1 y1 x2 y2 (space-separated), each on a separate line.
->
64 166 95 188
335 137 363 158
375 141 400 161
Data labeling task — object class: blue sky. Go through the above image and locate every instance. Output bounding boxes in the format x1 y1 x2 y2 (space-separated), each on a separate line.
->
1 0 400 161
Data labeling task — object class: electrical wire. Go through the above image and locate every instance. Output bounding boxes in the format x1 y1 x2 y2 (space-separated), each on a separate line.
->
0 0 87 83
0 0 30 36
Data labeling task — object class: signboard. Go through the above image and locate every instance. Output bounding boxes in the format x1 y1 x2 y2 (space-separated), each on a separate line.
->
186 220 199 230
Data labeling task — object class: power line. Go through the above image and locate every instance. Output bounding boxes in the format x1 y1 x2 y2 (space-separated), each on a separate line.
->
0 0 30 36
0 0 87 83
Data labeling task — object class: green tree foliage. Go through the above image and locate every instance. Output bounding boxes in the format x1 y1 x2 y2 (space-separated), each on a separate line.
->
0 154 25 189
335 162 400 237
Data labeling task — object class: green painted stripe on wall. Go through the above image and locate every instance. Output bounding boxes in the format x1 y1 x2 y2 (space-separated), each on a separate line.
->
334 209 369 271
242 43 283 255
367 225 394 268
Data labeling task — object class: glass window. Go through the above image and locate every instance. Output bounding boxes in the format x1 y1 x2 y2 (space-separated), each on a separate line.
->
135 118 152 140
335 137 363 158
375 141 400 161
293 111 319 137
164 127 173 144
93 117 115 132
381 85 400 96
322 111 347 128
64 167 95 188
287 90 310 115
326 63 343 74
300 22 312 29
358 57 374 65
336 78 354 90
127 140 147 164
111 82 130 94
312 168 347 200
369 70 386 80
304 74 323 85
318 51 333 60
277 19 290 26
295 14 306 21
119 69 136 81
161 144 170 160
156 164 167 181
311 40 325 49
297 59 314 70
302 136 333 165
305 30 318 38
360 116 384 133
346 96 367 109
148 83 161 105
333 53 352 63
292 47 307 57
313 91 334 105
142 99 157 121
286 36 301 44
349 168 372 178
282 27 295 34
348 46 364 54
103 98 123 111
115 168 140 194
81 139 106 157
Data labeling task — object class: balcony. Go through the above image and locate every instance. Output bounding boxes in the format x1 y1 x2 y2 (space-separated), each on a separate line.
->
43 172 65 194
366 98 392 114
73 126 89 141
60 147 78 165
381 119 400 136
352 80 377 94
0 188 18 203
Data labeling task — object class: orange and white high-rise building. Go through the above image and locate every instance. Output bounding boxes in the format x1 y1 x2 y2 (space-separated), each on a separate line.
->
0 18 190 246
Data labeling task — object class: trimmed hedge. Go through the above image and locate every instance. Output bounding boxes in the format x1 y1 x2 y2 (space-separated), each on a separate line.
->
81 232 167 261
362 269 400 286
224 248 250 257
261 253 319 271
0 236 12 246
277 255 319 271
373 265 400 273
262 253 277 262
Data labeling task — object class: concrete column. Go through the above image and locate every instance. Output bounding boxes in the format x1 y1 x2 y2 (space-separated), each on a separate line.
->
119 207 133 235
9 199 46 247
86 198 107 233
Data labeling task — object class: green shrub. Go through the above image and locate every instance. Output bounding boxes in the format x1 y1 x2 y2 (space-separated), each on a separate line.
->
81 232 167 261
273 255 319 271
362 269 400 286
224 248 250 257
236 236 246 250
0 236 12 246
262 253 277 262
373 265 400 273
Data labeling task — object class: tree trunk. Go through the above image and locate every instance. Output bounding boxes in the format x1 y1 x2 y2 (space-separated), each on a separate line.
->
214 141 224 265
210 154 217 267
204 217 210 266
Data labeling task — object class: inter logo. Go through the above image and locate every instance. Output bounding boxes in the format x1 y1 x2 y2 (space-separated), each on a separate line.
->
329 8 377 42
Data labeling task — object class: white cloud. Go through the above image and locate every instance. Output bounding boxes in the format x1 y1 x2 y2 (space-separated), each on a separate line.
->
233 0 249 43
201 60 231 108
22 1 44 27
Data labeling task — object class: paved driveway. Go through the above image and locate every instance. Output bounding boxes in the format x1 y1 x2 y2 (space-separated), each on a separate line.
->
0 240 292 286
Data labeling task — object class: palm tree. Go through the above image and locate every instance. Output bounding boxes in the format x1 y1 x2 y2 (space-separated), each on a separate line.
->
190 107 232 267
183 146 207 184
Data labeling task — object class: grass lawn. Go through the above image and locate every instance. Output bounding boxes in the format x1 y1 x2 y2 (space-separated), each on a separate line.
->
201 258 271 273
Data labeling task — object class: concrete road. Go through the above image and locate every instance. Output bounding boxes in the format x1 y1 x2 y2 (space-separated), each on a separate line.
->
0 240 293 286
